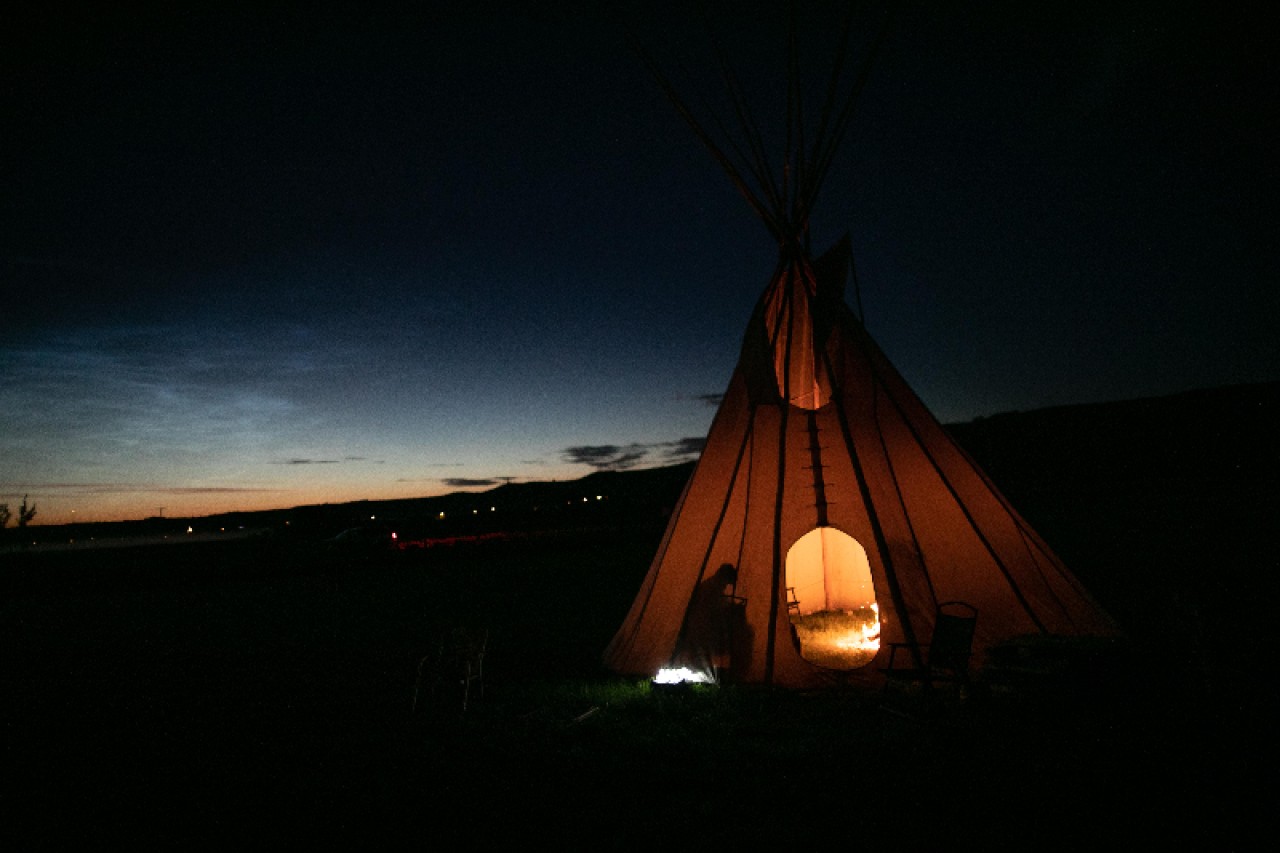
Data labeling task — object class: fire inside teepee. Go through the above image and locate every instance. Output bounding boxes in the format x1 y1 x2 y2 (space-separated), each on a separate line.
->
790 603 881 669
786 527 881 669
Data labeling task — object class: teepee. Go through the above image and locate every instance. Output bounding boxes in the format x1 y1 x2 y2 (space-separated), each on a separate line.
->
604 12 1118 688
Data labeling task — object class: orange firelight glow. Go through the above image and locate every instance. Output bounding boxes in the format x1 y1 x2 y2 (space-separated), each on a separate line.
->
785 527 881 669
790 604 881 669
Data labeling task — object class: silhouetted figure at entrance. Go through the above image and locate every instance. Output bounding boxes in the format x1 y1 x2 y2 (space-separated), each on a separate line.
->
676 563 751 682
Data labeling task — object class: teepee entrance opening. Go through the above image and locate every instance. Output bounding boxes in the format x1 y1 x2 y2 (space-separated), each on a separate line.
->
786 526 881 670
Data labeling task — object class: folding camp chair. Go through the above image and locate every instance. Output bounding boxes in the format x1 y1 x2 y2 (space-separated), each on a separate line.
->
880 601 978 693
413 625 487 715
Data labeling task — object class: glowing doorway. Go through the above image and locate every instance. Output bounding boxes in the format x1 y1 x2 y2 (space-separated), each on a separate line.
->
785 526 881 669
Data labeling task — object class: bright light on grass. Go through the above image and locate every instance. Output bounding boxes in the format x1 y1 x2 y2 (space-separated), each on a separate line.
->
653 667 713 684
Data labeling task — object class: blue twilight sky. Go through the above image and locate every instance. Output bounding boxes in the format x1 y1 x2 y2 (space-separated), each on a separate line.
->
3 2 1275 524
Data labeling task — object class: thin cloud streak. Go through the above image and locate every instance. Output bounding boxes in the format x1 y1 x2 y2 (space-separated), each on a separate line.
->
561 437 704 471
441 478 500 488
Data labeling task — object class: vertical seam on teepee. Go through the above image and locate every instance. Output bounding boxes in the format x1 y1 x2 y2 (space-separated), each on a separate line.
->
670 411 757 667
861 334 1049 632
765 266 801 684
938 423 1102 629
865 353 938 607
823 346 925 669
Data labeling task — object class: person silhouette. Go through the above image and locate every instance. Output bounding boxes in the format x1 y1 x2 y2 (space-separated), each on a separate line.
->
679 563 743 679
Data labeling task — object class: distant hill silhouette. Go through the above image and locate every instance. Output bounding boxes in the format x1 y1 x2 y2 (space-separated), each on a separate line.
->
8 381 1275 555
948 380 1277 502
5 461 697 549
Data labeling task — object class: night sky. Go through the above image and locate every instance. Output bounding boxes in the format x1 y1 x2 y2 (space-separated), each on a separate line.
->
4 2 1274 525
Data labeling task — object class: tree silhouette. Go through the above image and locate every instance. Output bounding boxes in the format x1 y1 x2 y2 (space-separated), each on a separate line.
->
1 495 38 529
17 495 36 527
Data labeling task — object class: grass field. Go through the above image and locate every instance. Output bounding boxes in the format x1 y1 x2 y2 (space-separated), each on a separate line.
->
2 512 1266 849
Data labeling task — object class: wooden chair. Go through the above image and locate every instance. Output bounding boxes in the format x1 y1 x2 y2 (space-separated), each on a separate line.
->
786 586 801 617
881 601 978 692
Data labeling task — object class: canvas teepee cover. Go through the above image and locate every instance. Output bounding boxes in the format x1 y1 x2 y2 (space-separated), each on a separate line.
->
604 16 1118 688
604 236 1117 688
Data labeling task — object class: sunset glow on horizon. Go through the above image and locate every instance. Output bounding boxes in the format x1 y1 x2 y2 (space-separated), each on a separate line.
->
5 5 1273 528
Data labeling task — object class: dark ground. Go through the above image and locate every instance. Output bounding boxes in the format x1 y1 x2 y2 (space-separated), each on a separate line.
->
2 383 1274 848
